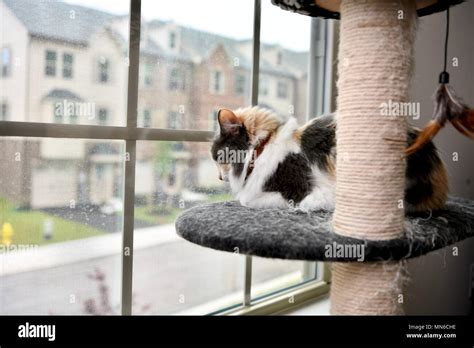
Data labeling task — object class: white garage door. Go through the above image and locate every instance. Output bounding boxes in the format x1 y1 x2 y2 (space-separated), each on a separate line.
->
31 167 76 208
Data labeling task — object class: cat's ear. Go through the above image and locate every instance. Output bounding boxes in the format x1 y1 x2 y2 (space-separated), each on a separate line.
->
217 108 242 136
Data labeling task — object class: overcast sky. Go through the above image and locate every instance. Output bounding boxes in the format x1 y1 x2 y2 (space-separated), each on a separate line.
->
64 0 311 51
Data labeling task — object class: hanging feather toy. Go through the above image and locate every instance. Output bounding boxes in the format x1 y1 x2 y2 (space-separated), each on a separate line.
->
406 7 474 155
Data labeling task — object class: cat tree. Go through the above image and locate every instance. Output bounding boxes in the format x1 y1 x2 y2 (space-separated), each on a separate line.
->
175 0 471 315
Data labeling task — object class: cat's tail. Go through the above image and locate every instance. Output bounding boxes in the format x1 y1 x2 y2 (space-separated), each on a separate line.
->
405 127 449 213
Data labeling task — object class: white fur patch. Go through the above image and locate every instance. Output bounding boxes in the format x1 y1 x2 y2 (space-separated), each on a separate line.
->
230 118 300 208
298 165 335 211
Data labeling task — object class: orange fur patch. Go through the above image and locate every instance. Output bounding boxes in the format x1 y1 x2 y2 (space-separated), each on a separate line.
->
233 106 282 145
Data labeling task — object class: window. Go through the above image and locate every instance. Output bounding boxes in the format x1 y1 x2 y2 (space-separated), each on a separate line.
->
69 112 78 124
167 111 181 129
63 53 73 79
168 67 185 91
169 31 176 49
208 111 217 131
259 77 269 96
277 51 283 65
142 109 152 128
1 47 11 77
95 163 105 180
53 102 78 124
277 80 288 99
54 106 63 123
143 63 153 86
235 72 246 96
0 101 8 120
97 108 108 125
0 137 124 315
98 57 109 83
0 0 326 316
45 50 57 76
210 70 224 94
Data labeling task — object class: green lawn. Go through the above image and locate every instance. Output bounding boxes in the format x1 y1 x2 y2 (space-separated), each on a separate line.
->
207 193 232 202
134 206 182 225
0 197 104 248
0 193 233 249
135 193 232 225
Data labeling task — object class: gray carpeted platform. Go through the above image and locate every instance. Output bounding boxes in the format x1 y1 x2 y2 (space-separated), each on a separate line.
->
175 197 474 262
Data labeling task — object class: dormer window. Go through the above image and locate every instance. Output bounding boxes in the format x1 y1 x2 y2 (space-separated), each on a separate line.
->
169 31 176 49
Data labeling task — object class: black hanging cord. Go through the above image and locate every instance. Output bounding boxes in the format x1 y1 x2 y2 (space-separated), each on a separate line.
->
439 7 450 84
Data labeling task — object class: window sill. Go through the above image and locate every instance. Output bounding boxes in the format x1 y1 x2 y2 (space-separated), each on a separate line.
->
221 279 330 316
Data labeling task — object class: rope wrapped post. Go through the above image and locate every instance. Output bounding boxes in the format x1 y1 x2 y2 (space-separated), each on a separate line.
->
331 0 417 315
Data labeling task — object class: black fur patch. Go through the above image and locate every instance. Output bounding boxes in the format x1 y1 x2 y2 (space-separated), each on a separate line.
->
263 153 313 203
300 114 335 170
211 125 250 177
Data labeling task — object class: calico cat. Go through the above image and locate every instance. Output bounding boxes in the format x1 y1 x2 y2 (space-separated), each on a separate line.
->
210 106 448 212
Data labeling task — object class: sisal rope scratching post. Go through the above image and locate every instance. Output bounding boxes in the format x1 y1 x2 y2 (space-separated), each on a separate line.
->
330 0 417 315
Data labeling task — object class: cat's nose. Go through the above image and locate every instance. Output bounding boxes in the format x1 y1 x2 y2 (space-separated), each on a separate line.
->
218 173 223 181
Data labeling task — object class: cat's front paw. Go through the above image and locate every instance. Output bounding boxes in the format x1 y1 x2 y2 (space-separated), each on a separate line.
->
298 198 334 212
239 192 289 209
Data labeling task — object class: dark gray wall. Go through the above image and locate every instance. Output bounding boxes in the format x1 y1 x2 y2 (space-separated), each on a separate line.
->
405 0 474 315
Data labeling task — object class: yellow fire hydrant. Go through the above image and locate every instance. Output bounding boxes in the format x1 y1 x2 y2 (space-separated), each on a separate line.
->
1 222 14 246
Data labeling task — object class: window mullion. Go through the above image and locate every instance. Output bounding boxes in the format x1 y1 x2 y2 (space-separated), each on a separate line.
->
243 0 261 307
0 121 213 141
121 0 141 316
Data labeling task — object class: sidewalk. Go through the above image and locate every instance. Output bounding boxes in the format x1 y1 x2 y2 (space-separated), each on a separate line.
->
0 224 179 276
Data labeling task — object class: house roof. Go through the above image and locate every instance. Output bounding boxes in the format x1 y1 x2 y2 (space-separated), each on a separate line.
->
3 0 115 45
4 0 308 77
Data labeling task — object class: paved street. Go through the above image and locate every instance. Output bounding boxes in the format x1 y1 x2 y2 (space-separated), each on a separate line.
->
0 225 303 314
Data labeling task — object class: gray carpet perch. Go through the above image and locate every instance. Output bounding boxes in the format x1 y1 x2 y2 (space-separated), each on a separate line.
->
175 197 474 262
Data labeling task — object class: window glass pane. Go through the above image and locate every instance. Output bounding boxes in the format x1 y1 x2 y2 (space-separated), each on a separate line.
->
137 0 254 130
0 0 130 126
0 137 124 314
45 50 57 76
252 0 315 298
132 141 245 314
0 101 8 121
63 53 73 79
2 47 12 77
258 0 310 124
252 258 310 299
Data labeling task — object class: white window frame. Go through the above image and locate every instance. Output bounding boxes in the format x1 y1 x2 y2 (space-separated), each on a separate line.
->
0 0 335 315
